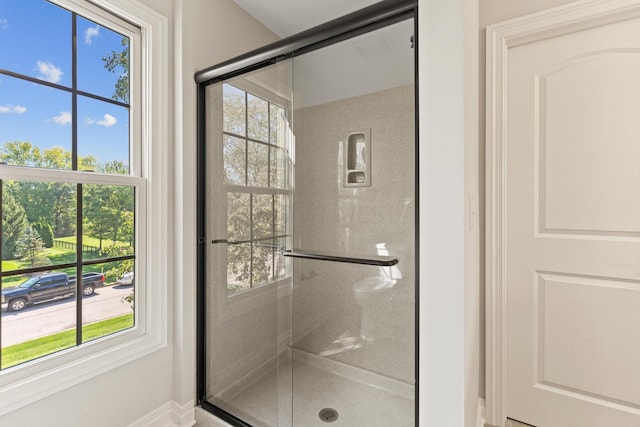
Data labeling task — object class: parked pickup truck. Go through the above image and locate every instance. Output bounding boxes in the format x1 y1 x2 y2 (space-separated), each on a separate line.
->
1 272 105 312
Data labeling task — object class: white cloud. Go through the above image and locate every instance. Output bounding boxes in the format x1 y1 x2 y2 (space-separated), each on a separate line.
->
36 61 63 83
97 113 117 127
84 25 99 45
0 19 8 30
0 104 27 114
52 111 72 125
86 113 117 127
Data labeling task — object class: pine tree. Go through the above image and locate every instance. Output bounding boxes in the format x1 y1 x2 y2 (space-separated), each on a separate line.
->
1 189 28 259
15 226 51 268
33 221 55 248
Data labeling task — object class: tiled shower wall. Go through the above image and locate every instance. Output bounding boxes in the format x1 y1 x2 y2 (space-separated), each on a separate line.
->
292 84 416 384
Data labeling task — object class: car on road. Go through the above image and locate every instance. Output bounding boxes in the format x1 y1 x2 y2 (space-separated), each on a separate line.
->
1 272 106 312
116 271 134 286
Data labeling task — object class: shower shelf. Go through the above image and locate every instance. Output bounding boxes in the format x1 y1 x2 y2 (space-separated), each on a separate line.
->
283 249 398 266
344 128 371 187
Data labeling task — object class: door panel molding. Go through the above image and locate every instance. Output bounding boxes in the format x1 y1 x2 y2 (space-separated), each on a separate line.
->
486 1 640 425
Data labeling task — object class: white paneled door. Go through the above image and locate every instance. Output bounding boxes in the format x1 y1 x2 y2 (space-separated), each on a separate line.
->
488 2 640 426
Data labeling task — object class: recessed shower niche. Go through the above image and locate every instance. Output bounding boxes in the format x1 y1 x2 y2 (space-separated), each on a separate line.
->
344 128 371 187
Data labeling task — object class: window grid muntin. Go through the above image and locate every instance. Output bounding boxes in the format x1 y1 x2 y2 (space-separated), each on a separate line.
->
0 177 138 370
225 188 291 294
222 87 290 190
222 84 292 295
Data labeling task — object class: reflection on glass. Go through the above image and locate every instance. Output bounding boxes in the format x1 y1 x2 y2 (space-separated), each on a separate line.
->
252 194 273 240
227 192 250 241
274 237 287 280
248 94 269 142
223 84 246 136
83 184 135 256
77 16 129 103
274 194 288 236
223 135 246 185
269 147 287 189
247 141 269 187
0 75 72 169
252 241 274 285
2 180 77 277
269 104 286 147
81 261 133 343
0 0 71 87
227 243 251 294
219 72 293 296
1 268 76 369
78 96 130 173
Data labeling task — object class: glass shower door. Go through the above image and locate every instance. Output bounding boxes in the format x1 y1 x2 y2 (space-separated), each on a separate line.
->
198 12 416 427
203 59 294 427
288 18 416 426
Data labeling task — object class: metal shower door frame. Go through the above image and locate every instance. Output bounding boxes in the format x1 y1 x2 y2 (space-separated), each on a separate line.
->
195 1 419 425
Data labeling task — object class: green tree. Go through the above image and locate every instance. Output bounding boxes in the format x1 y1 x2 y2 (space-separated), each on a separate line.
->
33 221 54 248
2 143 77 237
1 189 28 259
102 243 134 280
0 141 43 167
40 146 70 169
7 179 76 238
102 244 134 311
102 37 129 103
84 183 134 250
15 226 51 268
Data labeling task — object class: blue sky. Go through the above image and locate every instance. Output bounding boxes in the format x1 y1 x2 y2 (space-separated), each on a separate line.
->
0 0 129 170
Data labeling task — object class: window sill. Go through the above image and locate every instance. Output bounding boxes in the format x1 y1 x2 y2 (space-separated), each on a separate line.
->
0 326 165 416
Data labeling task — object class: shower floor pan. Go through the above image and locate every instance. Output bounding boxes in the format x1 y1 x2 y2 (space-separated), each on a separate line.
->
211 349 415 427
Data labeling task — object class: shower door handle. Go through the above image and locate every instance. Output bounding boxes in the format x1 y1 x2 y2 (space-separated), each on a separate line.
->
282 249 398 266
211 239 250 245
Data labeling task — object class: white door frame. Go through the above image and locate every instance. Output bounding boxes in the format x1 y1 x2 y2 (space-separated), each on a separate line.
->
485 0 640 425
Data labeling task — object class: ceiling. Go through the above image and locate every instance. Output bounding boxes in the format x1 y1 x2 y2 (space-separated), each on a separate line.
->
231 0 415 108
231 0 380 38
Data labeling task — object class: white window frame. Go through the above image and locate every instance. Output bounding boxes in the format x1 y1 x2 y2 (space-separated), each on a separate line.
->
0 0 168 416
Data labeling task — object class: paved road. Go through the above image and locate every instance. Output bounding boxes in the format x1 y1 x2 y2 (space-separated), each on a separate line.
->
1 284 134 346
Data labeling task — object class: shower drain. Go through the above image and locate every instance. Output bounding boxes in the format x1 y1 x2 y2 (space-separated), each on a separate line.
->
319 408 339 423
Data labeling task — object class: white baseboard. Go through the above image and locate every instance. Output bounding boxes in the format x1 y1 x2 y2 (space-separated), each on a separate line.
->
127 400 195 427
477 398 486 427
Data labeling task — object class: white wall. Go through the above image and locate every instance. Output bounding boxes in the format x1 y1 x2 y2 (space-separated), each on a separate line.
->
418 0 481 424
465 0 482 425
174 0 279 411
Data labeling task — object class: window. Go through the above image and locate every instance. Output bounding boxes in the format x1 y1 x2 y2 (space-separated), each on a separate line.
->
221 83 292 295
0 0 167 415
0 0 138 370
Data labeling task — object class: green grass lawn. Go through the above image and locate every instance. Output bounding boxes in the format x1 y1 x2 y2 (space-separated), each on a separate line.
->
55 235 128 248
1 313 134 369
